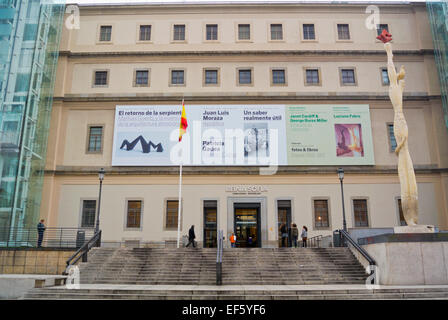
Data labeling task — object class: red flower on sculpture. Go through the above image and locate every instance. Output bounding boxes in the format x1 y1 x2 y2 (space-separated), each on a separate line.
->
377 29 392 43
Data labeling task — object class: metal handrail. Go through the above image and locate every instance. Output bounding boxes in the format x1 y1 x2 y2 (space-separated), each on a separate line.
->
216 230 223 285
338 229 376 283
0 227 96 248
297 234 322 248
64 230 101 274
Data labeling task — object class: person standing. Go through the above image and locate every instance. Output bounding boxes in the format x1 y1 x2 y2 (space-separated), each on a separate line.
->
291 223 299 248
301 226 308 248
186 225 196 248
37 219 46 248
280 223 288 248
230 233 237 248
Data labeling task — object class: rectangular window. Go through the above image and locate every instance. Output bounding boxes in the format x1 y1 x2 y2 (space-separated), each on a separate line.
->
204 200 217 248
306 69 320 85
270 24 283 40
139 25 151 41
173 24 185 41
81 200 96 228
303 24 316 40
126 200 142 228
99 25 112 42
376 24 389 36
314 199 330 228
397 198 407 226
272 69 286 84
238 69 252 85
206 24 218 41
353 199 369 227
171 70 185 85
277 200 291 248
238 24 250 40
381 68 390 85
337 24 350 40
87 126 103 153
166 200 179 229
204 69 218 85
341 68 356 85
388 124 397 152
135 70 149 86
94 71 108 86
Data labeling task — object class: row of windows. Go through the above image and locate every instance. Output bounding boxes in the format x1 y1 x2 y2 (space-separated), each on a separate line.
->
80 196 407 231
97 22 389 43
86 122 398 154
92 67 390 88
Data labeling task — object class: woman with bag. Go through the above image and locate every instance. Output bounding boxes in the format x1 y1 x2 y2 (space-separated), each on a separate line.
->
301 226 308 248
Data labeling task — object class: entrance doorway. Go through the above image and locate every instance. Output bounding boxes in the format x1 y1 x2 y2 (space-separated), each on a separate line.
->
234 203 261 247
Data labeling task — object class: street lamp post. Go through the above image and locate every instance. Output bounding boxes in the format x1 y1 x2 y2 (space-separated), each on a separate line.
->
337 168 347 232
95 168 105 233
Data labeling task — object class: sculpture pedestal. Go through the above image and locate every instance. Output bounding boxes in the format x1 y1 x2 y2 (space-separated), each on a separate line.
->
394 225 436 234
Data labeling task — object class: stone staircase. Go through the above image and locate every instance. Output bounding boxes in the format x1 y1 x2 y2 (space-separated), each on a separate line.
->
77 247 368 285
22 246 448 299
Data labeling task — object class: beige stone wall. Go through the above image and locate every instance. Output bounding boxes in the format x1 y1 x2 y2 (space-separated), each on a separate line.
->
0 250 74 275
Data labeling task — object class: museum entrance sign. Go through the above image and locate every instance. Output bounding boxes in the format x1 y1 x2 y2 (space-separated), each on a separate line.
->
112 104 375 166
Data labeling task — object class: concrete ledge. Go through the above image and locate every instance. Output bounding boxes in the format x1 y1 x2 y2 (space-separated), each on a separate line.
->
358 233 448 245
0 275 67 299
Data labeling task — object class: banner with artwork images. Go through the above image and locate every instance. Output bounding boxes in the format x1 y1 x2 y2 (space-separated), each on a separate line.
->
112 104 374 166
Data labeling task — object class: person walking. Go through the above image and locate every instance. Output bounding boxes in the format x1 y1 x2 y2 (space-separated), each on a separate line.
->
230 233 237 248
291 223 299 248
186 225 196 248
37 219 46 248
280 223 288 248
301 226 308 248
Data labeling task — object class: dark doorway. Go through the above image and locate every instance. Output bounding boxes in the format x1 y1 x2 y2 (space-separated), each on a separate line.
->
277 200 292 247
234 202 261 248
203 200 217 248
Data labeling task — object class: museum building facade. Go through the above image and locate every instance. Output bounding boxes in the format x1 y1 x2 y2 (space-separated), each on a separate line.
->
41 1 448 248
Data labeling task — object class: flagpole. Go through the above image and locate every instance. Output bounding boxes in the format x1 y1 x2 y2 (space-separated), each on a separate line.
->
177 149 183 248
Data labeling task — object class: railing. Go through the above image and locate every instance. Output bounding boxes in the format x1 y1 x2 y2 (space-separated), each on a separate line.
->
337 229 376 283
64 230 101 275
297 235 322 248
216 229 223 285
0 227 96 249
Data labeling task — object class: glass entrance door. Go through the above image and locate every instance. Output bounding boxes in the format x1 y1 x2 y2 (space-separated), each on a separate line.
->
234 203 260 247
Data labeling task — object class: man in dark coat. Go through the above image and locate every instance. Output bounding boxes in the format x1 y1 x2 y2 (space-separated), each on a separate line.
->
186 225 196 248
37 219 46 248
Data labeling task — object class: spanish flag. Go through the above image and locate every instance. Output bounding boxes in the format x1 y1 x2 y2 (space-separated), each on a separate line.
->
179 99 188 142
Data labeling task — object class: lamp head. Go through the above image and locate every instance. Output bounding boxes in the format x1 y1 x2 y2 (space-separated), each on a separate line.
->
98 168 105 181
337 168 344 181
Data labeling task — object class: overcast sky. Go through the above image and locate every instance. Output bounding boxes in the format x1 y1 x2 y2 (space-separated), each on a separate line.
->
72 0 429 4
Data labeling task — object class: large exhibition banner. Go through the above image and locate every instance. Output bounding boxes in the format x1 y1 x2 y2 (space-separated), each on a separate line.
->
112 104 374 166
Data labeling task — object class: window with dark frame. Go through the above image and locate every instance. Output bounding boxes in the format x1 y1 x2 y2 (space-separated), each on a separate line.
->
94 71 108 86
314 199 330 228
139 25 151 41
337 24 350 40
206 24 218 41
376 24 389 36
205 69 218 85
171 70 185 85
306 69 320 85
135 70 149 86
238 24 250 40
303 24 316 40
353 199 369 227
238 69 252 84
341 69 355 85
126 200 142 228
173 24 185 41
203 200 217 248
381 68 390 85
99 25 112 42
388 124 397 152
87 126 103 152
397 198 407 226
270 24 283 40
81 200 96 228
272 69 285 84
166 200 179 229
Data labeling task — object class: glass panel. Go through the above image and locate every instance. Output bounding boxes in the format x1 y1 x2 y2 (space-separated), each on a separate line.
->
139 25 151 41
81 200 96 228
173 25 185 41
341 69 355 84
127 200 142 228
337 24 350 40
239 69 251 84
270 24 283 40
100 26 112 41
388 124 397 152
88 126 102 152
135 70 148 85
277 200 291 247
306 69 319 84
382 69 390 85
397 199 407 226
94 71 107 86
238 24 250 40
376 24 389 36
203 200 217 248
166 200 179 228
303 24 315 40
171 70 184 84
314 199 329 228
353 199 369 227
206 24 217 40
272 69 285 84
205 70 217 84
